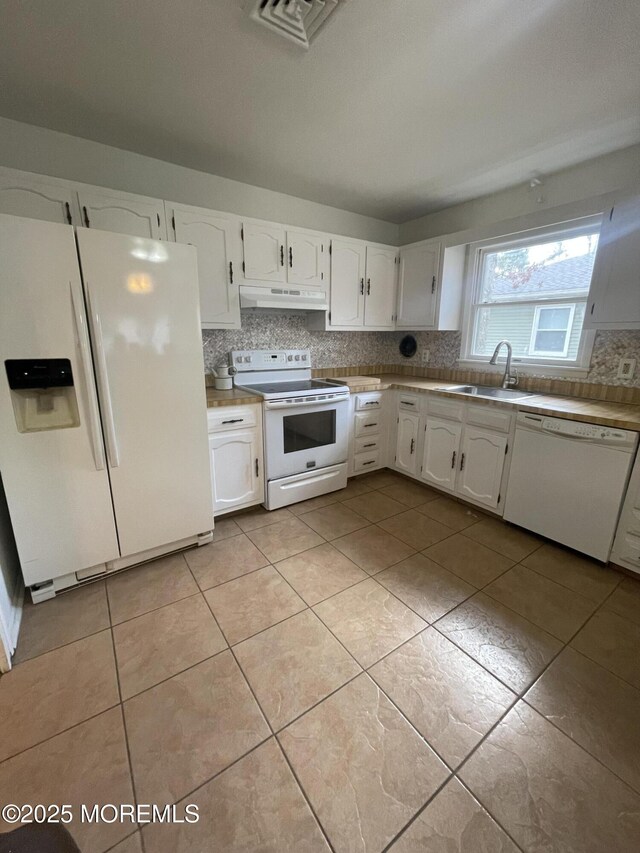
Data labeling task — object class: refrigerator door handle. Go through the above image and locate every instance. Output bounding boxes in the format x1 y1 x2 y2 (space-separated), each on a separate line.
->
69 281 106 471
85 284 120 468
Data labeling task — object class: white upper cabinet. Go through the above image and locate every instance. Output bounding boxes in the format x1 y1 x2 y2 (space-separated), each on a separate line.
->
287 230 326 287
457 426 507 509
421 418 462 492
77 188 167 239
396 241 440 329
364 246 398 329
329 238 366 327
0 168 79 225
242 221 287 283
168 203 241 329
584 195 640 330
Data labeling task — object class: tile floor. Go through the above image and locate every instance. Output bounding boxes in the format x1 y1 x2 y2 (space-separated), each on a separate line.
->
2 470 640 852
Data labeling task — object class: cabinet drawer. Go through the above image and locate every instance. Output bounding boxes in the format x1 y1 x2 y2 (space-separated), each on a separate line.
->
353 451 379 472
398 393 420 412
427 397 464 421
466 404 513 433
208 405 258 432
355 435 381 454
355 392 383 411
354 412 382 437
613 529 640 567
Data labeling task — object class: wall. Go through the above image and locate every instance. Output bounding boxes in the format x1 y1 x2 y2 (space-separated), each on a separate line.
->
399 143 640 244
0 117 398 244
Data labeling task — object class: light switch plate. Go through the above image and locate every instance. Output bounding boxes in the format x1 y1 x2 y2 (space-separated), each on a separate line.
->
617 357 636 380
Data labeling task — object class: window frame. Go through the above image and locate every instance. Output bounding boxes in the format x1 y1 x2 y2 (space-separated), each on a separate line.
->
459 216 602 375
529 303 576 358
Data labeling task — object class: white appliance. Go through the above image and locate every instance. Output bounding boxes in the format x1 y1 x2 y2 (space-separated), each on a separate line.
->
505 412 638 561
239 284 328 311
232 349 349 509
0 214 213 600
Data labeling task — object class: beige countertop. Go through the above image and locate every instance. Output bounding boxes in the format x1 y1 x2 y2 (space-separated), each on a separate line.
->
326 373 640 431
206 372 640 430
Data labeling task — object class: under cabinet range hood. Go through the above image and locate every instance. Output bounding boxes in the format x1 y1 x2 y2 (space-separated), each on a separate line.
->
239 284 328 311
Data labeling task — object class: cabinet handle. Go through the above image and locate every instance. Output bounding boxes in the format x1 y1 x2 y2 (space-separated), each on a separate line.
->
432 275 436 294
255 458 259 477
65 202 72 225
410 438 415 454
280 245 284 266
222 418 243 424
360 278 364 295
451 450 457 469
363 443 376 448
289 245 293 268
83 205 90 228
229 261 234 284
363 422 378 428
362 460 375 466
460 452 465 471
364 401 378 406
367 278 371 295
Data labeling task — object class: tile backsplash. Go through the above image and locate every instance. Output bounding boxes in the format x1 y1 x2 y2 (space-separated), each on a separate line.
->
202 312 640 387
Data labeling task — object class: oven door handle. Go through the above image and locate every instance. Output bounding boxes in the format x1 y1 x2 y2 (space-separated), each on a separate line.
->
265 393 350 410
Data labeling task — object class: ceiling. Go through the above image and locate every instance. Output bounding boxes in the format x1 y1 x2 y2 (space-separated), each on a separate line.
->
0 0 638 223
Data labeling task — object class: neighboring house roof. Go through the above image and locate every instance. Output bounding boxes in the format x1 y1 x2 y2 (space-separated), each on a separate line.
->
491 253 596 299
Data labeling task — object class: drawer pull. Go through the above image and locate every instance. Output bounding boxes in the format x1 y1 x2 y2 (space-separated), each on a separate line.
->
222 418 244 424
362 460 375 466
364 401 379 406
402 401 415 407
363 422 378 428
363 443 376 448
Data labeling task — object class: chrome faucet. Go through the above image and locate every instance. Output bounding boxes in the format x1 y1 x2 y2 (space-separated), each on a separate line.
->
489 340 518 388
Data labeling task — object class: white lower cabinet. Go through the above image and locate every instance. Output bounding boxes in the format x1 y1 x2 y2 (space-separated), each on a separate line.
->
421 418 462 492
456 426 508 508
208 405 264 516
395 411 420 476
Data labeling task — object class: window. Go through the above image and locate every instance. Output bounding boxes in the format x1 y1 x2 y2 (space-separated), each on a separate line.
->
461 218 601 370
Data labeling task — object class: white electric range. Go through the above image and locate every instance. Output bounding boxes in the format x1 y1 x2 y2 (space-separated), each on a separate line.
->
231 349 350 509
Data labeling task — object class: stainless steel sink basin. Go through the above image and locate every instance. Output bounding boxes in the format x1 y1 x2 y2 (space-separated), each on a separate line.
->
440 385 534 401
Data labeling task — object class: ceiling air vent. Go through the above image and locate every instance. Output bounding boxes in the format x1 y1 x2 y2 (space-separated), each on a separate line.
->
248 0 342 49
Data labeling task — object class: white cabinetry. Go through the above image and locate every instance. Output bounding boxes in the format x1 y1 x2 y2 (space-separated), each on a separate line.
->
421 418 462 492
364 246 397 329
0 168 79 225
611 450 640 573
395 411 420 475
328 239 366 327
77 188 167 239
349 391 387 474
584 195 640 330
396 240 465 331
168 203 241 329
242 221 327 288
457 426 508 507
207 405 264 516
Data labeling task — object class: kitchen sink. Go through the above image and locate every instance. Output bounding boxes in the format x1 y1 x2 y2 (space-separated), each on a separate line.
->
440 384 535 401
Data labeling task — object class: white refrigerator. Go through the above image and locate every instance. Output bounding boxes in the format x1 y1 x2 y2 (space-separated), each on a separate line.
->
0 214 213 599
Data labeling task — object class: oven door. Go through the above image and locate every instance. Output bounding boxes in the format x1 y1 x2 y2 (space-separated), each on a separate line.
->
264 395 350 480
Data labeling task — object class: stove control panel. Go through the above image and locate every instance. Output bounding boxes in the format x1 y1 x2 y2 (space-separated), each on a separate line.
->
231 350 311 371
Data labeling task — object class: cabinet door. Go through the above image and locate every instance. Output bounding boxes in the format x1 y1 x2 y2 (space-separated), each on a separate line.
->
364 246 397 328
209 429 262 514
242 221 286 283
456 426 507 509
0 171 78 225
420 418 462 492
77 189 166 239
287 230 325 287
586 196 640 329
395 413 420 475
396 242 440 329
330 238 365 327
170 206 241 328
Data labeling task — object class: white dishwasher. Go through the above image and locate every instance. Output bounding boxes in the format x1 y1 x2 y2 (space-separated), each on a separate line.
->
504 412 638 561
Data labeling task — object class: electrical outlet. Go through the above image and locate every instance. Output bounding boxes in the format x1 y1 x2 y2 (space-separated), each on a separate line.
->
421 350 430 365
617 357 636 380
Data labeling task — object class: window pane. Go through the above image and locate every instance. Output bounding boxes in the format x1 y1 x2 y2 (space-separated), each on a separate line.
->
480 233 599 303
537 306 571 330
533 330 567 353
472 302 585 360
